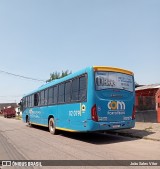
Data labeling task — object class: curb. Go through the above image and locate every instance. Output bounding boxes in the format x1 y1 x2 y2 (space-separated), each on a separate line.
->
108 131 160 142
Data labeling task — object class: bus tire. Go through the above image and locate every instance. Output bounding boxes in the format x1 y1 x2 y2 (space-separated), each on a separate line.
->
49 118 57 135
26 116 31 127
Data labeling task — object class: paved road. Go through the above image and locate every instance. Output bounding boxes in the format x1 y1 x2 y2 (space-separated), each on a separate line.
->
0 116 160 169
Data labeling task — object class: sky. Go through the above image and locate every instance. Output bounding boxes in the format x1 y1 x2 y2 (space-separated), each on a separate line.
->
0 0 160 103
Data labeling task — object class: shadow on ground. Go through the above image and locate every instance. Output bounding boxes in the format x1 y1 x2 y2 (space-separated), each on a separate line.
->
107 128 156 139
29 124 141 145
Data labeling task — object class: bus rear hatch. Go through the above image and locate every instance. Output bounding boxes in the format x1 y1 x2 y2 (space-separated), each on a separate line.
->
94 69 134 123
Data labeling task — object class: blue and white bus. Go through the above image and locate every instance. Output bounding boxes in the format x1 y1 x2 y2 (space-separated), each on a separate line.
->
21 66 135 134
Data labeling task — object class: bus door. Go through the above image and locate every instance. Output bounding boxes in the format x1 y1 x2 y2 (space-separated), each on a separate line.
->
29 93 42 124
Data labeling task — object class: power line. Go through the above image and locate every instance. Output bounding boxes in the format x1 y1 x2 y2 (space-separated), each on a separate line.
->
0 69 45 82
0 97 22 101
0 95 22 98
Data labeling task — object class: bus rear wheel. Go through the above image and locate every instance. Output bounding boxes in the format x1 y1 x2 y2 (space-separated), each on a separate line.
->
49 118 57 135
26 116 31 127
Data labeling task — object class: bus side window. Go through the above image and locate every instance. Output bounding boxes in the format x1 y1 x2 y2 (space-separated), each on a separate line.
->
29 96 31 107
58 83 65 103
28 96 30 107
23 97 26 109
71 78 79 102
26 97 29 108
31 95 34 107
29 96 32 107
79 75 87 102
48 87 54 105
53 86 58 104
44 89 48 105
27 96 29 107
65 81 71 103
22 98 26 110
40 90 45 106
34 93 39 106
30 95 34 107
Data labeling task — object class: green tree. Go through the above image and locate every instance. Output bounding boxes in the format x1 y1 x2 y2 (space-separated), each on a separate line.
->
46 70 72 82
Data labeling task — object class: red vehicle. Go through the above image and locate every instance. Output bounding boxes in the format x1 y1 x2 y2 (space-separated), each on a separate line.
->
2 107 16 118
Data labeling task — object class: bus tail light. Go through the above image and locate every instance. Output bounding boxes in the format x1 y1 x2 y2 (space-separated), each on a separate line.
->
91 104 98 122
132 105 136 120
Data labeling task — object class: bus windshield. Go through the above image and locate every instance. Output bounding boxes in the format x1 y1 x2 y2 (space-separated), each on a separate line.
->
95 71 133 92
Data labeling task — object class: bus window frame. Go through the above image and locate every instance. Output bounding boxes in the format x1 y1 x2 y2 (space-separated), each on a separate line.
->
22 73 88 109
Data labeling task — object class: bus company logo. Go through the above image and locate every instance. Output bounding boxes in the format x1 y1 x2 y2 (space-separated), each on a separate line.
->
108 101 125 110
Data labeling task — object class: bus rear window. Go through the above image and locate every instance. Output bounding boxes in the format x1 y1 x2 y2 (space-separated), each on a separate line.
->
95 71 133 92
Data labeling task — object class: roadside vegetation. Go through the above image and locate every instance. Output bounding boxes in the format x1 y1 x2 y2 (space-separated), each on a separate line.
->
46 70 72 82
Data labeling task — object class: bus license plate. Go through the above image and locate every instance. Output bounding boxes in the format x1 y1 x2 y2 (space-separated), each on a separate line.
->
112 125 120 128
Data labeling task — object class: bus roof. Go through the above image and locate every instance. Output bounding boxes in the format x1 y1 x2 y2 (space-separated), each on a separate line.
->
93 66 134 75
23 67 90 97
23 66 134 97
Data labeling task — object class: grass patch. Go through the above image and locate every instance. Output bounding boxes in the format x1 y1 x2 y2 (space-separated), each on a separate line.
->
144 126 153 131
15 116 22 120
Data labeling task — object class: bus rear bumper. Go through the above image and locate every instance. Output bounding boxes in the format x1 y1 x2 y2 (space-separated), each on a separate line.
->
86 120 135 132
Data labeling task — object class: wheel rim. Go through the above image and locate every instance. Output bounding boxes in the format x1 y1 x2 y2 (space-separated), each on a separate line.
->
50 120 54 132
27 117 30 125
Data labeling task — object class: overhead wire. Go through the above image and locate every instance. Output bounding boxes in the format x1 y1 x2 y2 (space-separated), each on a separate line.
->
0 95 22 98
0 69 46 102
0 69 45 82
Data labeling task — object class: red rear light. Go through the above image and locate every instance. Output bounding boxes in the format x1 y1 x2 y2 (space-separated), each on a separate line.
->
132 105 136 120
91 104 98 122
